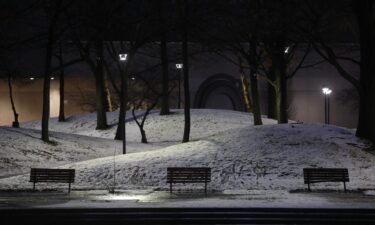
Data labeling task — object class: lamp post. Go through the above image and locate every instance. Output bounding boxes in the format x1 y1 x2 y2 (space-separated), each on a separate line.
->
176 63 183 109
322 86 332 124
119 53 127 154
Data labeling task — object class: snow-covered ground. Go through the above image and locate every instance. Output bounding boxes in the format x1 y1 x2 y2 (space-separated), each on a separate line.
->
23 109 275 142
0 109 373 195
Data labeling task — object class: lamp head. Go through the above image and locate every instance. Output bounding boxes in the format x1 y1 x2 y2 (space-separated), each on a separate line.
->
322 87 332 95
119 53 128 61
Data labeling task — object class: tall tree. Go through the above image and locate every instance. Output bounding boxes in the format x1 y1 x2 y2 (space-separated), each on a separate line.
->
264 37 288 123
353 0 375 144
94 39 108 129
158 1 171 115
205 1 264 125
41 0 64 142
57 40 65 122
259 41 311 124
180 0 191 142
247 38 263 125
8 73 19 127
300 0 375 143
65 0 119 130
104 1 160 152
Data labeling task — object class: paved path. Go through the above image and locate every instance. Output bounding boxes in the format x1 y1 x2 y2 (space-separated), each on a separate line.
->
1 189 375 209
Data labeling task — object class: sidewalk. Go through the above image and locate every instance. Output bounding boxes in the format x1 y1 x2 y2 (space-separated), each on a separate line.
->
1 189 375 209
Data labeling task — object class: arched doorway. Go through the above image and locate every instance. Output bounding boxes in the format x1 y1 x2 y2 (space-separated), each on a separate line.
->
194 74 244 111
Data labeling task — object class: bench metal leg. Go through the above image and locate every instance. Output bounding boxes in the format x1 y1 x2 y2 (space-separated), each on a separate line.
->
343 181 347 192
204 181 207 195
308 183 311 192
170 182 172 193
68 182 71 193
33 182 36 192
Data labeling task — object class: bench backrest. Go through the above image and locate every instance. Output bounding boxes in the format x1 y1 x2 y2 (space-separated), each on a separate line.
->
167 167 211 183
303 168 349 184
30 168 75 183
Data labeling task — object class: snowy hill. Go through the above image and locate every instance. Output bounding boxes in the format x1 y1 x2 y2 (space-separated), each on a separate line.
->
0 109 373 192
22 109 276 141
2 109 268 178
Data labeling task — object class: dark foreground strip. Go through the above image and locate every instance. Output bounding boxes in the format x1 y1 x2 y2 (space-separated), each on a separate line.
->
1 207 375 225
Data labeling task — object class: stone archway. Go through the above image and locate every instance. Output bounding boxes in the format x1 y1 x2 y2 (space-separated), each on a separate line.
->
194 74 244 111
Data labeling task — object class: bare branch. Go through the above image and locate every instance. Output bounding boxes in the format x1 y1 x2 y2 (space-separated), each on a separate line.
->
287 43 312 79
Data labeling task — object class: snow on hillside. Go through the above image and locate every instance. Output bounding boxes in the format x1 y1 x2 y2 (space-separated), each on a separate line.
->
0 127 117 178
1 109 265 178
1 116 373 192
22 109 276 142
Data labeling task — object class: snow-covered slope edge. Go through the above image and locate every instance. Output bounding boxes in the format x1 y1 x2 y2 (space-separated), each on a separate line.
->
22 109 276 141
1 123 372 191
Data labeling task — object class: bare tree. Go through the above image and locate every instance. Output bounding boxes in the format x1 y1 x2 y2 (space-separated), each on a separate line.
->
41 0 65 142
157 1 171 115
57 40 66 122
178 0 191 142
300 0 375 143
260 41 311 123
202 1 265 125
130 78 160 143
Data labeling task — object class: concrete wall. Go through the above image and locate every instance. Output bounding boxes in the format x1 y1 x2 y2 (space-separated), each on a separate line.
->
0 76 97 125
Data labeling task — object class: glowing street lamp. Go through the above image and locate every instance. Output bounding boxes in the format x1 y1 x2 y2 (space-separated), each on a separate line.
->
176 63 183 109
119 53 128 61
119 53 128 154
322 87 332 95
284 46 290 54
322 86 332 124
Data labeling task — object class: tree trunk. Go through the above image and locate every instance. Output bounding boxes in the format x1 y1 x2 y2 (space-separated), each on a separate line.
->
182 0 190 143
275 86 282 123
105 79 113 112
239 64 253 112
267 70 277 119
8 74 19 128
58 41 65 122
274 68 288 123
355 0 375 144
95 39 108 130
42 53 51 142
249 71 263 125
271 37 288 123
159 1 170 115
280 69 288 123
42 1 62 142
247 38 263 125
140 129 148 143
277 42 288 123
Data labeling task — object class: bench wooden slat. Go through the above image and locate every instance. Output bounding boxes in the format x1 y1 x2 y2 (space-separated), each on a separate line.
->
167 167 211 193
303 168 349 192
29 168 75 193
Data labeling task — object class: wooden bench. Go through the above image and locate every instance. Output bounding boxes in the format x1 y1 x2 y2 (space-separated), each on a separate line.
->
29 168 75 193
167 167 211 193
303 168 349 192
